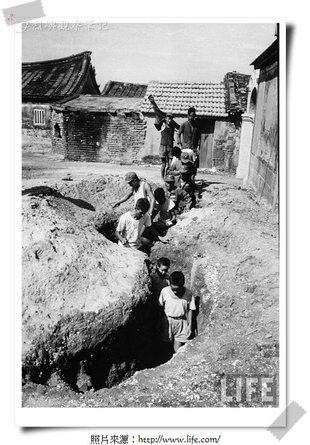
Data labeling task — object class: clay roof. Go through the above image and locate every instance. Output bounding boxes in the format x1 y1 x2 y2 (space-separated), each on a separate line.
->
142 73 250 117
22 51 101 102
52 95 144 113
142 81 227 117
251 39 279 70
102 80 147 97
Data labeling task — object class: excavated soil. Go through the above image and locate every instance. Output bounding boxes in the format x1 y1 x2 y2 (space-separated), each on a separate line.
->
21 153 279 407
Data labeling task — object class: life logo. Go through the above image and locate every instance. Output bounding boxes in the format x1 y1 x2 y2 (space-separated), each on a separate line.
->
220 374 278 405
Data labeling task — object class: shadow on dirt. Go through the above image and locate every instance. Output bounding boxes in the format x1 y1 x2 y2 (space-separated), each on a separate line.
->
22 186 96 211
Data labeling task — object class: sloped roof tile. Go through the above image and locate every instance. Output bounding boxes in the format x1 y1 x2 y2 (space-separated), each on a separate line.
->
102 81 147 98
142 81 228 117
22 51 101 102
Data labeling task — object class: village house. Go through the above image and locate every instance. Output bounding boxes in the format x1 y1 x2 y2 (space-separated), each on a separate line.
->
141 72 249 170
237 34 279 208
52 81 147 164
22 51 101 141
51 95 146 163
50 81 147 163
50 72 249 170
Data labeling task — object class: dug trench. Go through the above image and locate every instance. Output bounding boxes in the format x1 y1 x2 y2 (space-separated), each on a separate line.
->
22 174 279 407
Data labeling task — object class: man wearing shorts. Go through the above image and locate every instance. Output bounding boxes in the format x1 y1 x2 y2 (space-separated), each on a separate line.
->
158 271 196 353
148 95 180 179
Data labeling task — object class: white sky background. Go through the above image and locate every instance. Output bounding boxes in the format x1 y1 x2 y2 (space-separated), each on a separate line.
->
22 23 276 88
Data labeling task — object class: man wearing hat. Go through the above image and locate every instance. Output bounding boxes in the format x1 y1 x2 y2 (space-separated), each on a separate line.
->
164 174 192 212
168 151 196 179
148 95 180 179
112 171 155 216
176 164 198 207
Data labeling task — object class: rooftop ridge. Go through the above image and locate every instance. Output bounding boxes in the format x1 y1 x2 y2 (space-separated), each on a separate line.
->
148 80 225 85
22 51 92 68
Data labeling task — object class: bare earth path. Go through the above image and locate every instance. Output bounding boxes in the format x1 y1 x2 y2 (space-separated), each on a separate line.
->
22 152 243 187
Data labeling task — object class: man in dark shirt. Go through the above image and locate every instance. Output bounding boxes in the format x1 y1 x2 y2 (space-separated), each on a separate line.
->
175 164 198 207
148 95 180 179
168 151 196 181
164 175 192 212
178 107 201 168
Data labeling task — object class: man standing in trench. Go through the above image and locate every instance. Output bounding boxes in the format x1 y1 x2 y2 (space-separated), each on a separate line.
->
148 95 180 180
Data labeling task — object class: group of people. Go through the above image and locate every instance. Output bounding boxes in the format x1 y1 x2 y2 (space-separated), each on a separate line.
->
111 95 202 353
148 94 201 181
112 168 194 255
112 176 197 353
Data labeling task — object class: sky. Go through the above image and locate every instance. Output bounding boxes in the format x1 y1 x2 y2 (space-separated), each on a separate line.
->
22 22 276 90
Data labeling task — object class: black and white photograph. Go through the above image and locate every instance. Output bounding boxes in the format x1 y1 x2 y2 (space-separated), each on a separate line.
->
17 18 285 428
19 19 282 421
4 0 310 441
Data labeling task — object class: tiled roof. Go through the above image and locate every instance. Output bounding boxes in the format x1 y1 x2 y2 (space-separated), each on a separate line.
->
52 95 144 113
102 80 147 97
22 51 101 102
142 81 228 117
224 72 251 114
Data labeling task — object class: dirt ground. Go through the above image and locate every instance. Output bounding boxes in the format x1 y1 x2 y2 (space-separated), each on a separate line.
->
22 151 279 408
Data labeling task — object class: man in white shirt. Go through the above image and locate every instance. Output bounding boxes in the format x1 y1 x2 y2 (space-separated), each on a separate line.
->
158 271 196 352
115 198 152 251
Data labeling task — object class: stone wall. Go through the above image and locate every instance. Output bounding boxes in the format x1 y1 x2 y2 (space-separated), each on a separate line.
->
247 61 278 207
212 118 241 170
51 110 147 163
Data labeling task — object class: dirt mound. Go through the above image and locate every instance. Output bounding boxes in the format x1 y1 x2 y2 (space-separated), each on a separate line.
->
22 176 157 390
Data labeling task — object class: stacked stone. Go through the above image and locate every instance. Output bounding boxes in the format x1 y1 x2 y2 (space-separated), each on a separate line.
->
224 72 250 115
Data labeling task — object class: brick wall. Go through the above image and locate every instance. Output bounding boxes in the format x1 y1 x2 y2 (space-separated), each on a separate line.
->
51 109 241 169
51 110 147 163
51 109 68 157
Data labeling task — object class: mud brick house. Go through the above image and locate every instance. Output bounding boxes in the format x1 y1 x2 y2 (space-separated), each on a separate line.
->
241 37 279 208
51 95 146 163
22 51 101 140
50 72 249 168
50 80 147 162
141 72 250 170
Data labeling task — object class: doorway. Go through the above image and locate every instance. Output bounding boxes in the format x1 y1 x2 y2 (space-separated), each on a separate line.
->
199 119 215 168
